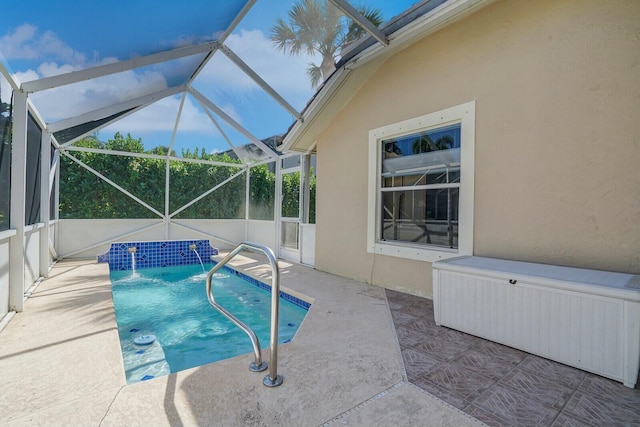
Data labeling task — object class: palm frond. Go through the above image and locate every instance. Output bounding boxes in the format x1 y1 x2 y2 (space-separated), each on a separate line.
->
345 6 384 44
271 0 384 88
307 64 323 89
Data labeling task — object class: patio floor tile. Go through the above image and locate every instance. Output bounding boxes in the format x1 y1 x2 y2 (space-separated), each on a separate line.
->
499 367 574 410
412 377 471 410
410 334 470 362
401 347 439 381
578 373 640 410
404 317 441 335
395 325 429 349
386 289 640 427
418 363 494 403
470 384 559 427
518 355 587 389
562 390 640 426
472 339 528 364
455 349 518 381
390 309 419 326
550 413 598 427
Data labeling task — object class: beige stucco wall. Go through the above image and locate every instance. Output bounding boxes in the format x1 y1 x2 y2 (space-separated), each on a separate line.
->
314 0 640 298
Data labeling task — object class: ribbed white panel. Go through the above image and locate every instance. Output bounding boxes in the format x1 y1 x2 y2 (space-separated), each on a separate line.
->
434 268 636 386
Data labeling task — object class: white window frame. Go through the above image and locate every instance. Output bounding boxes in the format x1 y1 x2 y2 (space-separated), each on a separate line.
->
367 101 475 262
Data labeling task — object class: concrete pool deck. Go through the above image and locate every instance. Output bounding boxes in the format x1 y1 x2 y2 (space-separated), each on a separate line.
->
0 256 484 427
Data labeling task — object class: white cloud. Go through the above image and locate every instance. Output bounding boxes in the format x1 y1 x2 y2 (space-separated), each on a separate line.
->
37 61 81 77
1 23 317 141
196 29 318 108
104 95 216 134
217 103 243 126
30 67 169 122
2 24 174 123
0 24 86 65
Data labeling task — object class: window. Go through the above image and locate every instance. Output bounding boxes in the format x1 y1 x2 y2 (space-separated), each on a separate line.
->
367 102 475 262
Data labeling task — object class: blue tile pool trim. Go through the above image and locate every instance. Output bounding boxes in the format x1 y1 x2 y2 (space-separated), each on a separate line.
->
99 240 310 311
216 263 311 311
98 239 218 271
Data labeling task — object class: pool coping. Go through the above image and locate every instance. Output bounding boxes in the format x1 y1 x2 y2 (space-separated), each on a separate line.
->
211 255 315 310
0 257 485 427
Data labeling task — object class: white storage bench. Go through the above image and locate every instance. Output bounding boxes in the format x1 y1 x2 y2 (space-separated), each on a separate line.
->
432 256 640 388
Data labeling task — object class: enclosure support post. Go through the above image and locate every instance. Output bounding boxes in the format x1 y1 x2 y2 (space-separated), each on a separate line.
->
9 91 28 312
39 130 52 277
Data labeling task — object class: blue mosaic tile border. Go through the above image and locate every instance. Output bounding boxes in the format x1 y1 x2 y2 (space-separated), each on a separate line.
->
215 262 311 311
98 239 218 271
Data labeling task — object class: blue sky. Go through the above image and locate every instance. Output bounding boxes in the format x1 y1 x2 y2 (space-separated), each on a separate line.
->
1 1 418 156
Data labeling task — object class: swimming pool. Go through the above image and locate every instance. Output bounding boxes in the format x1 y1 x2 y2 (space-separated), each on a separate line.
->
110 263 309 384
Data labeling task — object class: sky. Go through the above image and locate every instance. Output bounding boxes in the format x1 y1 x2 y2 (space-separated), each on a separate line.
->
0 0 419 157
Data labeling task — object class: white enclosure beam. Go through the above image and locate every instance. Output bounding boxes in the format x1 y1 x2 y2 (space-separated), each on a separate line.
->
328 0 389 46
167 92 187 156
219 44 302 120
22 41 220 93
61 151 164 218
274 159 282 257
50 134 61 149
58 103 157 148
54 154 60 222
245 164 251 240
64 145 242 168
184 0 256 87
0 57 19 91
39 130 52 277
302 154 311 224
9 91 28 312
49 85 186 133
187 50 217 88
49 150 59 195
189 88 278 159
60 221 163 259
165 93 187 239
218 0 257 44
164 158 171 240
184 0 257 86
26 99 47 130
169 168 246 218
196 97 243 159
171 221 238 247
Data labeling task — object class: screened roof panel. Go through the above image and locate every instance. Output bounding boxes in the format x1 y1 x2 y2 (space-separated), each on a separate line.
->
195 107 276 165
191 52 297 143
1 0 422 163
1 1 249 76
53 108 136 145
29 52 207 123
99 94 187 154
226 1 324 112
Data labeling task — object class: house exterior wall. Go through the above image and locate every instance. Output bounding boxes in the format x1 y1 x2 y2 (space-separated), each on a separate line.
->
314 0 640 297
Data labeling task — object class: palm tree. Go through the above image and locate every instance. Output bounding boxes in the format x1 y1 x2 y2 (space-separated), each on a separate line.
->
271 0 383 88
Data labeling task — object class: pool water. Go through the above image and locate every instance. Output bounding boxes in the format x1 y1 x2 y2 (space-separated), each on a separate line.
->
110 263 308 384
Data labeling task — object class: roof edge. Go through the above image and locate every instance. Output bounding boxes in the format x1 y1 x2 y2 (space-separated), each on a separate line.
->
281 0 495 153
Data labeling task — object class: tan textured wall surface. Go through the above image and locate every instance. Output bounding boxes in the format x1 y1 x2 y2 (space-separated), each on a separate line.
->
314 0 640 297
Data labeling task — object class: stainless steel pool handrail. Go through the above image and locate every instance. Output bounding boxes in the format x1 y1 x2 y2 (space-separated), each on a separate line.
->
205 241 284 387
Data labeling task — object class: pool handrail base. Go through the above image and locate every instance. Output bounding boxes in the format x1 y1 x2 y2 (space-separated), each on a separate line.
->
205 241 283 387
